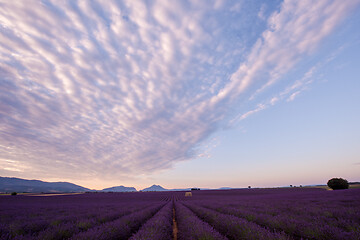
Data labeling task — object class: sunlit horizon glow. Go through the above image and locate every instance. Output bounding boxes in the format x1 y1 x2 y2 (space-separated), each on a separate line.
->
1 0 360 190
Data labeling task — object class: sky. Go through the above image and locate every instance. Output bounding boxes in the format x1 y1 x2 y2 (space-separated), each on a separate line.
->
0 0 359 190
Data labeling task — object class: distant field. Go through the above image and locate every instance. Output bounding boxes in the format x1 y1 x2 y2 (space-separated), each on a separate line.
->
304 184 360 190
0 192 84 196
0 188 359 239
26 192 84 197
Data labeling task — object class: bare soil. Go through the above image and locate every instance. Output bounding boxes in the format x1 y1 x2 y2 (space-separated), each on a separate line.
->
172 206 178 240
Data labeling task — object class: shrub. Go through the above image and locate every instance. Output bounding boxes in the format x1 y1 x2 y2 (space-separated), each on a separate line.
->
327 178 349 190
11 192 17 196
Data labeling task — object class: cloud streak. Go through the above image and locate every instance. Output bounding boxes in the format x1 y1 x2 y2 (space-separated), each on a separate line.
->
0 0 358 181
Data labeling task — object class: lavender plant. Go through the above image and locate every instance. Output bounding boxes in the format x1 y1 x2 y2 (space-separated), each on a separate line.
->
129 201 173 240
70 203 164 240
1 188 359 240
191 189 360 240
175 202 228 240
183 202 292 240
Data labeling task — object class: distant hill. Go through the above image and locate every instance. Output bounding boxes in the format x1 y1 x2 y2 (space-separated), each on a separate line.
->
349 182 360 185
0 177 90 193
0 176 243 193
141 185 235 192
102 186 136 192
141 184 167 191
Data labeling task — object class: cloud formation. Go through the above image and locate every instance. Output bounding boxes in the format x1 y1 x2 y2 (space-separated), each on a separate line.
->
0 0 357 181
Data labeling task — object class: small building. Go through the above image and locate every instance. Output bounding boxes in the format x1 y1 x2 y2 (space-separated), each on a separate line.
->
185 192 192 197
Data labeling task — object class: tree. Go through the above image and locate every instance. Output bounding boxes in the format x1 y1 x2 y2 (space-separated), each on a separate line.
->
11 192 17 196
327 178 349 190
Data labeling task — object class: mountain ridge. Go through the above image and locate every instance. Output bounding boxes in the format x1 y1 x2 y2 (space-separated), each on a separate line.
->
102 185 137 192
0 176 239 193
141 184 167 191
0 176 90 193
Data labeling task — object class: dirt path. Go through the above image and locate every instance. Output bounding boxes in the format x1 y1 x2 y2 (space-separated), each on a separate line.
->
172 206 178 240
25 193 84 197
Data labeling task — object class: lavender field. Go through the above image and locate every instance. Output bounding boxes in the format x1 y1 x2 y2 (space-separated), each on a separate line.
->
1 188 359 240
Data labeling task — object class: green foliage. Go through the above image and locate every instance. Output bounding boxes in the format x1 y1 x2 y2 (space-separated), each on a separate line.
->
11 192 17 196
77 220 92 231
327 178 349 190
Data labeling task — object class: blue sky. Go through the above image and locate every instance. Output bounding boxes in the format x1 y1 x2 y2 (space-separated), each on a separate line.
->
0 0 359 190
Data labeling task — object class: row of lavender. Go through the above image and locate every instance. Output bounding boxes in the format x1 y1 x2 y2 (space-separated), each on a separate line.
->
0 192 173 240
130 188 360 240
1 188 359 239
0 193 222 240
184 188 360 240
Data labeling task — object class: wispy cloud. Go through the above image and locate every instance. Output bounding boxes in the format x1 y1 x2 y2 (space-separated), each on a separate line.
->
229 53 336 124
0 0 357 181
228 0 358 124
